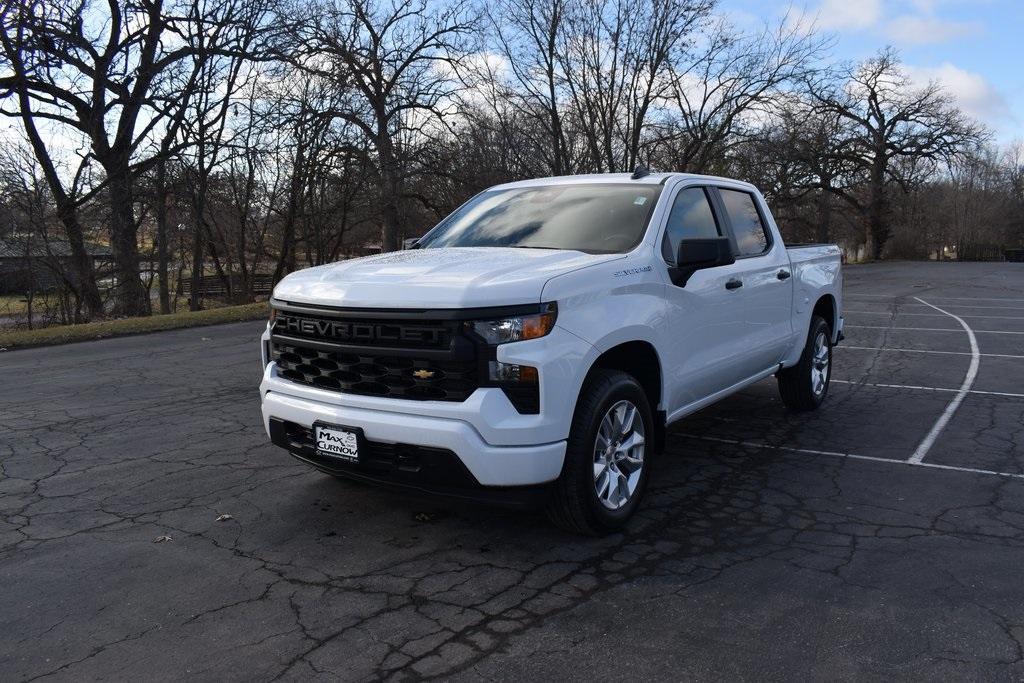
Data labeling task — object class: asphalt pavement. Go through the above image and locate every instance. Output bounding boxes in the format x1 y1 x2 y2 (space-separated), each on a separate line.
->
2 261 1023 681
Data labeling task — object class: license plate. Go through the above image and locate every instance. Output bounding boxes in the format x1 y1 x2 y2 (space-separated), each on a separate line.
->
314 423 360 462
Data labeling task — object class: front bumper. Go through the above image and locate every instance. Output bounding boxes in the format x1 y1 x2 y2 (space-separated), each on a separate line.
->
267 418 554 508
259 317 598 490
261 390 566 487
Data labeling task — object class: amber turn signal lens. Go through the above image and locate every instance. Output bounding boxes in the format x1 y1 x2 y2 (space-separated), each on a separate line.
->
470 304 558 345
522 312 556 340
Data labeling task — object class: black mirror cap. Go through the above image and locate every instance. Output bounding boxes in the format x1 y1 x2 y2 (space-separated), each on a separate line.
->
668 237 735 286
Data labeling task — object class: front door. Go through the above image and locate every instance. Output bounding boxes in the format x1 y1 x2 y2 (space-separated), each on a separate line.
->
657 185 754 412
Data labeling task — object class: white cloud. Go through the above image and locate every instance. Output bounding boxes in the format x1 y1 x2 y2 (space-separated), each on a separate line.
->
904 62 1010 123
794 0 882 31
719 8 760 30
884 14 983 45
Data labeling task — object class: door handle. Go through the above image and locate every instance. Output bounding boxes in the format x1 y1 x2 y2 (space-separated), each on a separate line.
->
725 278 743 290
777 269 791 280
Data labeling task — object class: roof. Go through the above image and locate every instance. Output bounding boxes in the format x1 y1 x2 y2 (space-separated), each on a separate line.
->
0 237 112 259
490 172 758 193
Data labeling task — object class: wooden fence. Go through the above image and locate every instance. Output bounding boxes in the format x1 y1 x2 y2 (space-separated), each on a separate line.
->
177 274 274 299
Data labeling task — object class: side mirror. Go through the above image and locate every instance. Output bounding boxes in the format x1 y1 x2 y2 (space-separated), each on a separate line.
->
402 237 420 250
668 237 735 287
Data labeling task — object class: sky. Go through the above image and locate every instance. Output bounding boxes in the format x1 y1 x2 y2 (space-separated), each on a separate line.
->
719 0 1024 143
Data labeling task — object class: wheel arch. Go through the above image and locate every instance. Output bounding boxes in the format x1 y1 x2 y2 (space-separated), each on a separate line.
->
812 294 838 339
583 340 666 453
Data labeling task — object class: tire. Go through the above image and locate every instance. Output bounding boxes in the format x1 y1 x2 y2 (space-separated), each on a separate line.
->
777 315 832 411
546 369 655 535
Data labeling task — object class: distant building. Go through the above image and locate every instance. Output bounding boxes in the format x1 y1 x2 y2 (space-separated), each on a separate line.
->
0 237 113 294
338 241 382 259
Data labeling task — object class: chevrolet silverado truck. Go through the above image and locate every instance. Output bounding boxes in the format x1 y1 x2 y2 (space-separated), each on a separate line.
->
260 172 843 534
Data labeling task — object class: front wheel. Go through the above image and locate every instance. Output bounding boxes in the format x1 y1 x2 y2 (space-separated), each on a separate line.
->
546 369 654 535
777 315 832 411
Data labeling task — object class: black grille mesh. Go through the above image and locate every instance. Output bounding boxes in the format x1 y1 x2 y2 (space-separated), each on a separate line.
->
271 341 478 401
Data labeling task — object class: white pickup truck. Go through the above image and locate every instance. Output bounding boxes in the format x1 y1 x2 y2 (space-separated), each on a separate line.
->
260 172 843 534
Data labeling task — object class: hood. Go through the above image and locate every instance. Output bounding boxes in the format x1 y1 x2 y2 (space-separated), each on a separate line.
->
272 247 621 309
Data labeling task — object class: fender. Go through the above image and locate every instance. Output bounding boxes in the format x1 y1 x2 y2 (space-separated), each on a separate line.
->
541 255 669 413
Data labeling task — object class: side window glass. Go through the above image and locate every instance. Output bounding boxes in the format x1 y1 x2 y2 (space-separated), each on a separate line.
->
718 189 769 257
661 187 720 262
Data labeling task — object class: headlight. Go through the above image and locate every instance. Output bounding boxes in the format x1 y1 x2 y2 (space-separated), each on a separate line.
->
470 304 557 345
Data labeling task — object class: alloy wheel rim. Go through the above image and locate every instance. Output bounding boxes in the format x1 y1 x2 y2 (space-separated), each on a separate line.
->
593 399 646 510
811 331 829 397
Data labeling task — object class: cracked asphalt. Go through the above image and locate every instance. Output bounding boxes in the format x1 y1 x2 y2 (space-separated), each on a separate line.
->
2 261 1024 681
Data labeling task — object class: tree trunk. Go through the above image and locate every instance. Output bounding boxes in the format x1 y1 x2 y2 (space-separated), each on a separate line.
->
17 96 104 320
106 165 149 316
273 184 300 284
154 159 172 314
273 140 308 283
546 68 565 175
816 187 832 244
272 219 295 285
55 203 105 320
189 207 205 311
378 134 401 252
867 157 889 260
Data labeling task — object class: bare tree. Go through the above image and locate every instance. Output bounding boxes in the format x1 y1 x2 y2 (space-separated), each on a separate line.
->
175 1 270 307
756 99 864 244
808 48 987 258
555 0 712 172
290 0 476 252
0 1 105 318
487 0 572 175
659 13 827 173
0 0 271 315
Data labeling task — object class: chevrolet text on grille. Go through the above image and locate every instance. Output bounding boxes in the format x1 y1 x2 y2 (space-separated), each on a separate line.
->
276 315 445 345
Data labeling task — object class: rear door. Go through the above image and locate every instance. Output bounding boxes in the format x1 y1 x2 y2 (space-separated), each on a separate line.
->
657 184 754 411
711 187 794 374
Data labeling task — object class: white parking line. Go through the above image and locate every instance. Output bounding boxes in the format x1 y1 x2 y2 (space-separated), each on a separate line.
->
832 379 1024 399
846 325 1024 334
907 298 980 464
682 434 1024 481
842 345 1024 360
901 303 1024 311
845 310 1024 320
847 302 1024 312
846 294 1024 303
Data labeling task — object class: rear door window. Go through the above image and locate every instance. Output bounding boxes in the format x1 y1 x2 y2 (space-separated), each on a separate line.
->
661 187 721 262
718 189 770 257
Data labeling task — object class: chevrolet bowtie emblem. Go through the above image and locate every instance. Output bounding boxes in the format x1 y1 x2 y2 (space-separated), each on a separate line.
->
412 369 435 379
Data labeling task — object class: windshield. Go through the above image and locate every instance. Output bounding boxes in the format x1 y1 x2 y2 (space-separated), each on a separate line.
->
417 183 662 254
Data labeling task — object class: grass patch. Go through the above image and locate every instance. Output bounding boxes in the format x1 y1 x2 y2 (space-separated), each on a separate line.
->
0 294 60 316
0 302 268 350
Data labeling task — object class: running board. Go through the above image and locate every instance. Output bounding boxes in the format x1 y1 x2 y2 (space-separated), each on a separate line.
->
665 365 782 426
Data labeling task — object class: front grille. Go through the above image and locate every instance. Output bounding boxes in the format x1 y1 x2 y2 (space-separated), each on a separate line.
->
272 341 478 401
269 301 548 411
269 304 481 402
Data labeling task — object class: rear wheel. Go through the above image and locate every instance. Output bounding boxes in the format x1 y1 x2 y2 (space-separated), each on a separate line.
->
777 315 832 411
547 369 654 535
